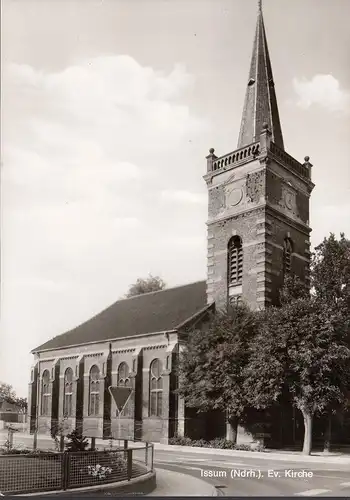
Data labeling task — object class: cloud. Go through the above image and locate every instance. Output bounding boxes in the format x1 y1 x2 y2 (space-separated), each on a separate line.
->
2 55 206 237
293 74 350 113
1 55 210 395
160 189 207 204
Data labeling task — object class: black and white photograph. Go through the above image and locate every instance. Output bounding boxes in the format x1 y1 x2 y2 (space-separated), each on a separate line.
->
1 0 350 496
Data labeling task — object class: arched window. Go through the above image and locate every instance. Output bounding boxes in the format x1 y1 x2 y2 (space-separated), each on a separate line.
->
149 359 163 417
229 295 242 306
89 365 100 416
228 236 243 285
283 238 293 278
41 370 51 416
63 367 73 417
117 362 132 417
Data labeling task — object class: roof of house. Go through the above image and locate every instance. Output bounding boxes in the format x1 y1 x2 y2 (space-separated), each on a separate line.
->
33 280 209 352
0 400 19 412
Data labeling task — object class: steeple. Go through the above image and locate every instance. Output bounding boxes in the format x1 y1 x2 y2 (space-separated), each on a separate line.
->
237 1 284 150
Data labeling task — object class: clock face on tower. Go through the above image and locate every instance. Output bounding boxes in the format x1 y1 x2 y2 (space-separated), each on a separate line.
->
284 190 295 211
226 187 243 208
285 192 293 209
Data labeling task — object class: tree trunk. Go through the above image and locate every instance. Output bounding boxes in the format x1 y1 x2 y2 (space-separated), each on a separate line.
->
226 415 238 444
302 410 313 455
323 414 332 453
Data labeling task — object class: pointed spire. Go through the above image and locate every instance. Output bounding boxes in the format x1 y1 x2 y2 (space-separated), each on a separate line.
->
237 2 284 150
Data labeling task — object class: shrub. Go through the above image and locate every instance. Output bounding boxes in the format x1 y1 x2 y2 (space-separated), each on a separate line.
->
87 464 112 480
65 429 89 452
0 447 50 455
208 438 236 449
107 452 127 473
168 436 195 446
168 436 265 452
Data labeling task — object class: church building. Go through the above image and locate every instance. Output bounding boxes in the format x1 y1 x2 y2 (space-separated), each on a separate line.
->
28 4 314 444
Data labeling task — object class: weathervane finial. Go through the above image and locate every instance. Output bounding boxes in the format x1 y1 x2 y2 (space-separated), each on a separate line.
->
258 0 262 12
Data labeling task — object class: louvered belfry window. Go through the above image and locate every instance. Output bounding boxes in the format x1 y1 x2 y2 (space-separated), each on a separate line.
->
228 236 243 285
283 238 293 276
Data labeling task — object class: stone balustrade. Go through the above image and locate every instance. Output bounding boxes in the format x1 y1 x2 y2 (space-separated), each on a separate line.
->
212 142 260 172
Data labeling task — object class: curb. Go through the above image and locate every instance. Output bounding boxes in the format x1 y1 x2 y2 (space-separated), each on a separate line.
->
17 471 156 497
3 433 350 465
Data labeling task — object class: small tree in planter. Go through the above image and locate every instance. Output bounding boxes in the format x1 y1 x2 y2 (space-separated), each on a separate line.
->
51 418 70 452
65 429 89 452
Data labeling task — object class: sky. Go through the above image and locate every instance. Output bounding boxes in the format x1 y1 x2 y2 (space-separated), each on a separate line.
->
1 0 350 398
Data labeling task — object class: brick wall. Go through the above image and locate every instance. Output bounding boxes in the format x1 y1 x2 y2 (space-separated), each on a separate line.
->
30 334 182 443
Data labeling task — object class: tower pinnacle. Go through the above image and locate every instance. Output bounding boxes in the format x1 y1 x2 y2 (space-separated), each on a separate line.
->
237 3 284 150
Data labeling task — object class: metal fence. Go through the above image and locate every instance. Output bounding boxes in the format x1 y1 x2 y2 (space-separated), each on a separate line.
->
0 443 153 495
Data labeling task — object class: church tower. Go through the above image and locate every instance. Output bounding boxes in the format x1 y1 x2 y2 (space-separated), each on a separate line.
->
204 2 315 310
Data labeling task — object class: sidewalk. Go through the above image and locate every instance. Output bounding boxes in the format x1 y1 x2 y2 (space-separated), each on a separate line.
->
2 430 350 465
149 468 218 496
0 430 145 449
153 442 350 464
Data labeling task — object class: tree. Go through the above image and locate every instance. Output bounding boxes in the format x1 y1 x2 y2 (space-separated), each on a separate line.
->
245 278 350 455
13 397 27 413
177 303 259 443
0 383 27 414
65 429 89 452
0 382 16 403
125 274 166 298
312 233 350 312
279 273 310 305
311 233 350 450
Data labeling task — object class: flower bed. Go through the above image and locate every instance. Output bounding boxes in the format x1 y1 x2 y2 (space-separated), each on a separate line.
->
0 448 148 495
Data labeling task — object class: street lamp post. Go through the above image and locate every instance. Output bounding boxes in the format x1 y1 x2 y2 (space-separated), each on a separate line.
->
33 373 39 451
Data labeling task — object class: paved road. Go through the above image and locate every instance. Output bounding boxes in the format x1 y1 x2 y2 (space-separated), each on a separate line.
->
153 449 350 497
1 432 349 496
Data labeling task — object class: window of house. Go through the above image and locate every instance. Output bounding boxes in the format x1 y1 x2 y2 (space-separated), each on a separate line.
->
89 365 100 416
228 236 243 285
117 362 132 417
41 370 51 416
149 359 163 418
63 367 73 418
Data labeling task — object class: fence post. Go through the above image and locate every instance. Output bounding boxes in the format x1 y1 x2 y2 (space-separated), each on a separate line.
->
7 428 14 451
151 443 154 471
60 434 65 452
91 437 96 451
61 453 70 491
145 442 149 467
127 449 132 481
123 439 128 460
